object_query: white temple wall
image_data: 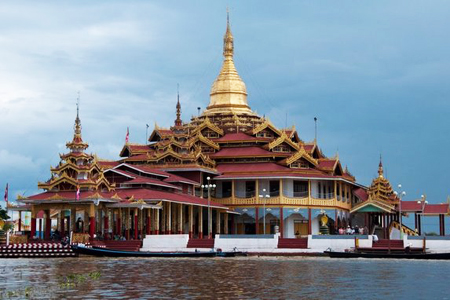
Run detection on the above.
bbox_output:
[282,179,293,197]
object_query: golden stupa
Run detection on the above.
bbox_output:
[204,13,255,116]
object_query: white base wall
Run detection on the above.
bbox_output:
[141,234,189,252]
[308,235,373,252]
[215,234,280,252]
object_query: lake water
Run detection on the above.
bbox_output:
[1,256,449,299]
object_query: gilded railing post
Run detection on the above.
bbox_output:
[232,179,235,205]
[308,180,311,206]
[279,178,283,197]
[255,179,259,205]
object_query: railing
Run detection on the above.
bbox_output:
[212,195,351,209]
[312,193,335,200]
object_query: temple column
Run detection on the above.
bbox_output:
[279,178,283,197]
[440,215,445,236]
[104,209,109,240]
[18,211,22,232]
[216,210,221,235]
[89,204,96,239]
[167,202,172,234]
[231,214,235,234]
[418,214,422,235]
[224,213,229,234]
[39,219,43,239]
[308,180,311,205]
[161,202,166,234]
[70,208,76,234]
[44,209,51,240]
[280,206,284,238]
[126,208,130,240]
[134,208,138,240]
[414,213,418,231]
[308,208,312,235]
[178,204,183,234]
[60,211,65,236]
[146,208,151,235]
[189,205,193,238]
[198,207,203,239]
[155,209,160,235]
[232,180,235,203]
[117,208,122,237]
[30,206,37,238]
[255,207,259,234]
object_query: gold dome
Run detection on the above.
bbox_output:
[204,14,255,116]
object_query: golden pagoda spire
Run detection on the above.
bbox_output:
[175,84,182,127]
[204,10,254,116]
[378,155,384,178]
[66,98,88,152]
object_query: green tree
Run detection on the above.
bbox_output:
[0,207,10,221]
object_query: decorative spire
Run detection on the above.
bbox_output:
[175,84,182,127]
[66,94,88,152]
[378,155,384,178]
[205,10,254,116]
[223,8,234,58]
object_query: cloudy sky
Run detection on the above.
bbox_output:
[1,1,450,229]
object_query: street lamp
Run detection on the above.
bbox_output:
[201,176,216,239]
[393,184,406,239]
[417,194,428,235]
[259,188,270,234]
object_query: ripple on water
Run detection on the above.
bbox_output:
[1,257,450,299]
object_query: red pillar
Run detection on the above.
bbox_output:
[104,214,109,240]
[418,215,422,235]
[255,207,259,234]
[18,212,22,231]
[44,211,51,240]
[146,211,151,235]
[31,217,36,238]
[308,208,312,235]
[280,207,284,238]
[60,213,65,237]
[134,210,138,240]
[334,210,338,231]
[39,219,43,239]
[230,215,235,234]
[89,217,95,239]
[117,217,121,237]
[414,213,418,231]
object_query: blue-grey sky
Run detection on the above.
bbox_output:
[1,1,450,229]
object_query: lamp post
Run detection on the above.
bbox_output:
[394,184,406,239]
[201,177,216,239]
[417,194,428,235]
[259,188,270,235]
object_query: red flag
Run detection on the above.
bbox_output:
[4,183,8,204]
[76,185,80,201]
[125,127,129,144]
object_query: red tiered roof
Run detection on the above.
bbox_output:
[423,203,449,215]
[217,162,288,173]
[210,147,288,158]
[213,132,270,142]
[400,201,423,212]
[354,188,368,202]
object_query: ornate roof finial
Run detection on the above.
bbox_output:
[66,92,88,152]
[175,83,182,127]
[378,155,384,178]
[224,8,233,58]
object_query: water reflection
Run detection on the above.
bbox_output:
[0,257,449,299]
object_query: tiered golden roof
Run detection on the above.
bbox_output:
[367,161,397,203]
[38,110,114,192]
